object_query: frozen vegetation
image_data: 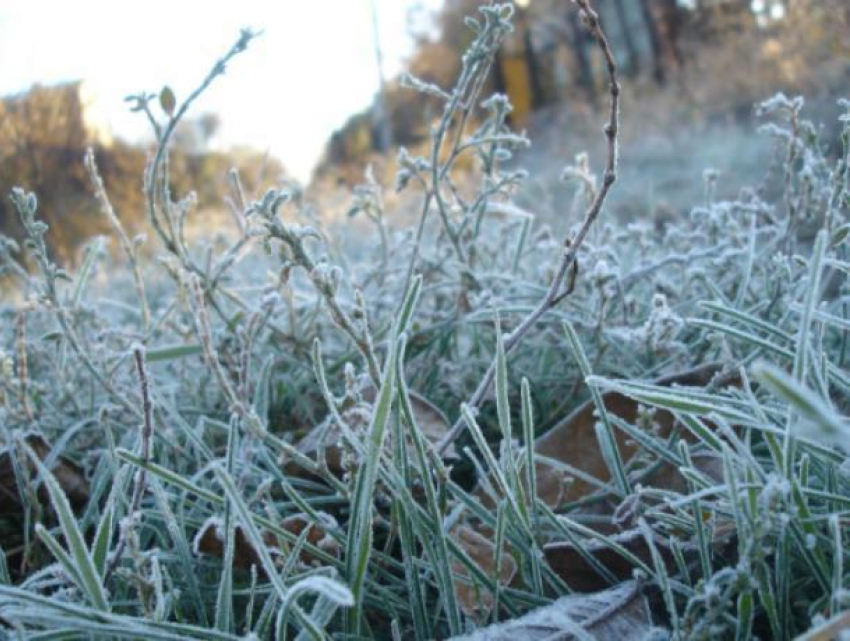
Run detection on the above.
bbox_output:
[0,2,848,639]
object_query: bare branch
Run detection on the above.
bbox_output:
[437,0,621,455]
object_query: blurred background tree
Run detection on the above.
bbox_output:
[2,0,848,259]
[316,0,848,181]
[0,83,284,263]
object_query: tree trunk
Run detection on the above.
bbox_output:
[638,0,666,84]
[658,0,685,69]
[612,0,641,77]
[523,27,545,109]
[567,6,597,104]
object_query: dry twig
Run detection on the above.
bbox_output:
[438,0,620,454]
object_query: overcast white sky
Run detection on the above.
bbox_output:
[0,0,443,182]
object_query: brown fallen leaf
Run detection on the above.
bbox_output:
[449,580,655,641]
[474,363,731,514]
[543,517,737,593]
[194,519,272,571]
[194,512,340,572]
[451,524,518,621]
[637,450,724,498]
[532,363,730,510]
[279,513,342,562]
[543,526,674,593]
[289,385,455,478]
[469,363,738,591]
[0,433,89,514]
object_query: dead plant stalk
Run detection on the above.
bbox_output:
[438,0,620,455]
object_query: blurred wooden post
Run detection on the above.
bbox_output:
[519,9,545,110]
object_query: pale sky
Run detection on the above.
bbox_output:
[0,0,443,182]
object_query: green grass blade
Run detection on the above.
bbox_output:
[564,322,630,495]
[23,441,109,611]
[91,504,113,578]
[145,344,204,362]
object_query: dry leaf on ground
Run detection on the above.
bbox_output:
[472,363,737,591]
[289,385,455,477]
[194,512,340,571]
[451,524,518,620]
[449,580,657,641]
[0,433,89,513]
[543,526,674,593]
[532,363,728,510]
[543,507,737,592]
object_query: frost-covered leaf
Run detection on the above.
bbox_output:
[23,441,107,611]
[450,581,656,641]
[753,361,850,449]
[159,86,176,117]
